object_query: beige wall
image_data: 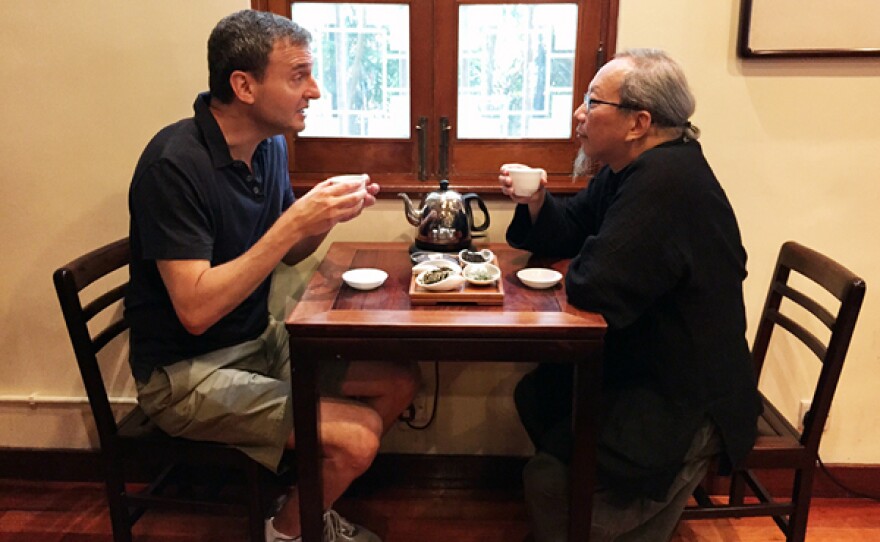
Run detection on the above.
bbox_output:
[1,1,878,463]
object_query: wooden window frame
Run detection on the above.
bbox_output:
[253,0,618,197]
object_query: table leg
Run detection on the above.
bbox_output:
[290,344,324,542]
[569,348,603,541]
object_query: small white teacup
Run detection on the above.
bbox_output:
[327,173,368,192]
[507,165,545,197]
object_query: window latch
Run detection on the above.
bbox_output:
[416,116,428,181]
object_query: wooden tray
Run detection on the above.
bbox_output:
[409,269,504,305]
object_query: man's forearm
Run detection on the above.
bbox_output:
[159,212,310,335]
[282,232,326,266]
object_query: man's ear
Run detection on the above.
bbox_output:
[229,70,256,105]
[625,110,653,142]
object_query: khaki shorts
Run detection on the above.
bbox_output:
[136,317,349,472]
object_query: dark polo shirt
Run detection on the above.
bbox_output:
[125,92,294,383]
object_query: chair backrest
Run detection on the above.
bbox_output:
[53,238,131,450]
[751,241,866,453]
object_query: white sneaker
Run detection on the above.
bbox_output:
[265,517,299,542]
[323,509,382,542]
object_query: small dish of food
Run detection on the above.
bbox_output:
[342,268,388,291]
[462,263,501,286]
[415,267,465,291]
[410,251,460,265]
[516,268,563,289]
[458,248,494,265]
[412,259,462,276]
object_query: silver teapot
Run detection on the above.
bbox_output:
[399,180,490,252]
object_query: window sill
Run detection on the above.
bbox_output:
[291,175,588,199]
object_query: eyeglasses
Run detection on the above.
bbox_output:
[583,93,639,112]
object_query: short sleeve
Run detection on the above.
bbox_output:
[130,159,214,261]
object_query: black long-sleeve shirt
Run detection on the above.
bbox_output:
[508,138,761,499]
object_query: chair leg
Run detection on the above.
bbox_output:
[729,471,746,506]
[104,461,133,542]
[692,483,714,508]
[786,466,815,542]
[246,462,267,542]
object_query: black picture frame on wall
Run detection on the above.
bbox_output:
[738,0,880,59]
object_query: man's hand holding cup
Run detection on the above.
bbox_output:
[499,164,547,203]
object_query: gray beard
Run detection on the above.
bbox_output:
[573,147,592,177]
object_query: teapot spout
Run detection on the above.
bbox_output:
[398,192,422,227]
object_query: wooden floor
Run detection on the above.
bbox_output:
[1,480,879,541]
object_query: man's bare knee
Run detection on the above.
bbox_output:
[321,401,381,456]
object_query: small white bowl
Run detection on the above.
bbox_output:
[415,268,465,291]
[412,260,462,276]
[516,268,563,289]
[342,268,388,291]
[462,263,501,286]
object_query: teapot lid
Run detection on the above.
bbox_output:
[423,179,461,206]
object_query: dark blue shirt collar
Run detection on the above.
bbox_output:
[193,92,272,171]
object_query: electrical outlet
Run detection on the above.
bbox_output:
[410,389,431,425]
[398,389,431,428]
[797,399,831,432]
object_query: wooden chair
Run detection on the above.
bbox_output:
[680,241,866,541]
[53,237,292,542]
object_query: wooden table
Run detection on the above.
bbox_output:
[286,242,607,541]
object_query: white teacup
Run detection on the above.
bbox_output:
[327,173,368,192]
[507,166,544,197]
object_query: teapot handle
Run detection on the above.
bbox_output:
[462,193,490,234]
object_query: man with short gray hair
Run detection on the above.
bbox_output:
[498,49,761,541]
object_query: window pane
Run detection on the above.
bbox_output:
[291,3,410,138]
[457,4,577,139]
